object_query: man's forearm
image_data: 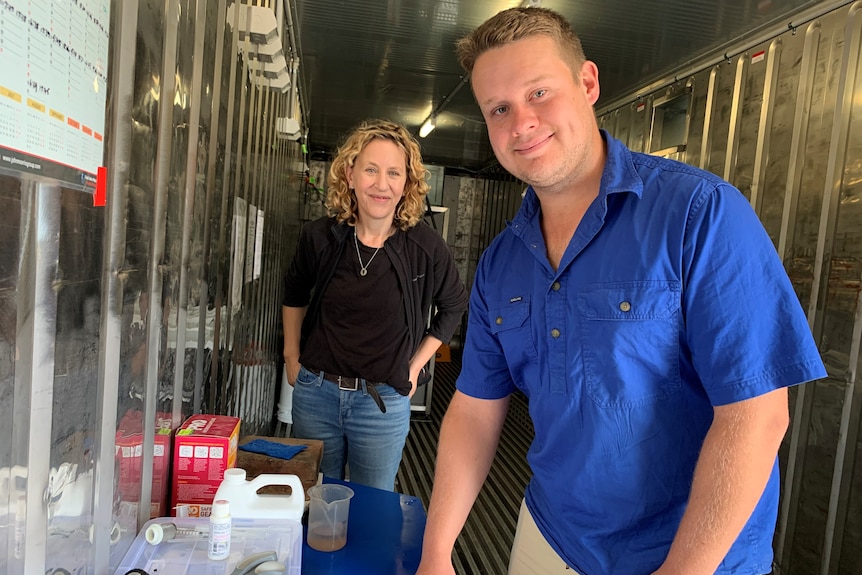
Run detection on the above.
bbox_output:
[421,392,510,560]
[656,388,789,575]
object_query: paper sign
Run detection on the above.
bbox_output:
[0,0,111,190]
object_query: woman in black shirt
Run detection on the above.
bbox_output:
[282,119,468,490]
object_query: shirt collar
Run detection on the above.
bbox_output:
[600,129,643,200]
[509,130,643,236]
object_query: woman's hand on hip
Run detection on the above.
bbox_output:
[408,364,421,399]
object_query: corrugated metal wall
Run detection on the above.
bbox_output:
[4,0,860,573]
[0,1,304,573]
[598,3,862,574]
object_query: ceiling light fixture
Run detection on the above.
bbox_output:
[415,73,471,140]
[419,116,436,138]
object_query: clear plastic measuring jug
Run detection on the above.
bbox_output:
[306,484,354,552]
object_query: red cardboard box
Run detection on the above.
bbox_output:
[171,414,241,517]
[115,410,173,519]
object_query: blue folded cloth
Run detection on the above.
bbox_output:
[239,439,307,461]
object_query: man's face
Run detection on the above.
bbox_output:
[471,35,601,194]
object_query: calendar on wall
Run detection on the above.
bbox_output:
[0,0,110,190]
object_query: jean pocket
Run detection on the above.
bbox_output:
[295,365,323,387]
[578,281,681,408]
[373,383,402,399]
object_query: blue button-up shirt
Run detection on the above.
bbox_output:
[457,131,825,575]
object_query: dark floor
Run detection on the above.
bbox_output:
[396,355,534,575]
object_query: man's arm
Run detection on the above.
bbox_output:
[654,387,790,575]
[417,391,511,575]
[282,305,306,386]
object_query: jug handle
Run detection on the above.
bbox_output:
[248,474,304,500]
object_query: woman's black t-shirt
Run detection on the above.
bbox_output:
[300,235,412,394]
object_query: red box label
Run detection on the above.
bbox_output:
[171,414,240,517]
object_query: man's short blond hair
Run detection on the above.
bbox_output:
[455,7,586,77]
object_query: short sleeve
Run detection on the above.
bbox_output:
[682,184,825,405]
[456,251,518,400]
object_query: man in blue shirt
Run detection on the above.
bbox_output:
[417,7,825,575]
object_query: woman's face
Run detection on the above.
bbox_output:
[346,138,407,225]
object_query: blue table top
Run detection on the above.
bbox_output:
[301,478,426,575]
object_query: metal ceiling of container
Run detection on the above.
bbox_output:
[292,0,824,171]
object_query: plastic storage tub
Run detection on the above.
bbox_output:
[113,516,301,575]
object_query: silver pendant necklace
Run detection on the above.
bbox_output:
[354,229,381,277]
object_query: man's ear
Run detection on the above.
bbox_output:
[579,60,601,106]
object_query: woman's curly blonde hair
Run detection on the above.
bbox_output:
[325,119,429,230]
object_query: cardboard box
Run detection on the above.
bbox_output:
[435,343,451,362]
[115,410,173,518]
[171,414,241,517]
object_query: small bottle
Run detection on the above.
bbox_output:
[208,499,231,560]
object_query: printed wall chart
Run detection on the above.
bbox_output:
[0,0,110,190]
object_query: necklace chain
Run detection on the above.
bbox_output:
[354,229,381,277]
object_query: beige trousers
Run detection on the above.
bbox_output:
[508,499,580,575]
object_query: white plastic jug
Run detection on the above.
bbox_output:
[213,468,305,521]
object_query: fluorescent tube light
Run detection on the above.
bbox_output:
[419,117,436,138]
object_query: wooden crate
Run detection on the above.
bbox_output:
[236,436,323,501]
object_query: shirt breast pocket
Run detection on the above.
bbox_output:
[578,281,681,408]
[489,296,538,373]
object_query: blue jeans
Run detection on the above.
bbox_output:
[292,366,411,491]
